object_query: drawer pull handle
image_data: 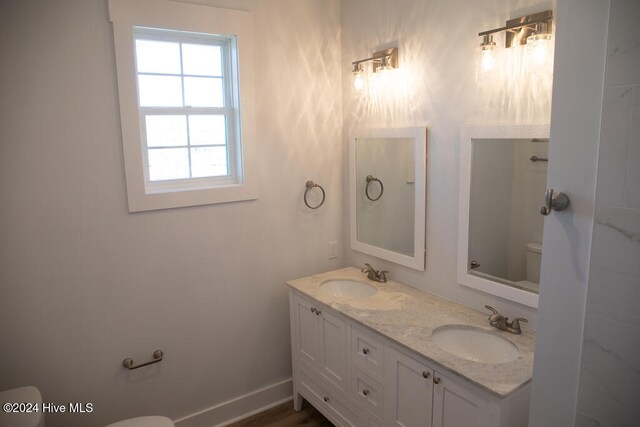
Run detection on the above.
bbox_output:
[362,389,370,396]
[323,396,330,402]
[422,371,430,379]
[362,348,370,355]
[433,377,441,384]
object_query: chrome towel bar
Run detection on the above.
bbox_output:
[529,156,548,162]
[123,350,163,370]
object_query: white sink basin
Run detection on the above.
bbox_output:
[319,279,377,299]
[431,325,520,364]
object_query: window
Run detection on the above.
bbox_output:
[109,0,257,212]
[135,28,239,189]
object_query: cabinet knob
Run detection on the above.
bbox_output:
[362,348,370,355]
[433,377,441,384]
[323,396,329,402]
[311,307,317,314]
[422,371,430,379]
[316,309,321,315]
[362,389,370,396]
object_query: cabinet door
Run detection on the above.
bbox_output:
[432,371,490,427]
[319,307,348,391]
[293,295,321,368]
[385,346,434,427]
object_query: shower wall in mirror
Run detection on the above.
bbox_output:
[470,138,547,290]
[458,125,550,308]
[350,127,426,270]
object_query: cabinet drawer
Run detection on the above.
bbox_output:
[351,323,384,377]
[350,364,384,417]
[299,362,360,427]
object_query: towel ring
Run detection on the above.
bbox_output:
[365,175,384,201]
[304,181,325,209]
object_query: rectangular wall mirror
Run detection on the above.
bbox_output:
[458,124,550,308]
[350,127,426,270]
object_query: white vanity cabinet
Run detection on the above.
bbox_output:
[289,290,530,427]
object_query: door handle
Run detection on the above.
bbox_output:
[540,189,570,216]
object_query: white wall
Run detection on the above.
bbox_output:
[575,0,640,425]
[0,1,343,426]
[341,0,554,329]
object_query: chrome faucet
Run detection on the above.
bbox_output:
[484,305,527,334]
[361,263,388,283]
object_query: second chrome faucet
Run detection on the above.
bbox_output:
[484,305,527,334]
[361,263,388,283]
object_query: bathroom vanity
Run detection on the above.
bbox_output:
[287,268,534,427]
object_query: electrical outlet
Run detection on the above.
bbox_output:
[328,241,339,259]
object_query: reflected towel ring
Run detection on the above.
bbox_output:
[304,181,325,209]
[365,175,384,201]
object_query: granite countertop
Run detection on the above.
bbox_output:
[286,267,535,398]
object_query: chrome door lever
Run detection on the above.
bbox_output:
[540,189,570,216]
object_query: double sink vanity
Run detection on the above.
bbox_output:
[287,267,535,427]
[286,124,547,426]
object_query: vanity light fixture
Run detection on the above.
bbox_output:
[477,10,553,80]
[352,47,399,91]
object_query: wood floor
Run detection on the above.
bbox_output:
[227,400,333,427]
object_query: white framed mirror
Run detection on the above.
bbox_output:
[350,127,427,270]
[458,124,550,308]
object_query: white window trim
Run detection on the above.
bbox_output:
[109,0,257,212]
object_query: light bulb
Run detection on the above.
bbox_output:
[480,49,495,72]
[373,53,394,90]
[353,70,364,91]
[527,34,552,66]
[352,63,364,91]
[476,34,496,83]
[526,23,553,76]
[373,64,393,90]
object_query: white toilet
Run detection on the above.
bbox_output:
[516,242,543,292]
[105,416,174,427]
[0,386,174,427]
[0,386,44,427]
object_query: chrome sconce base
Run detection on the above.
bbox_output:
[479,10,553,48]
[352,47,399,71]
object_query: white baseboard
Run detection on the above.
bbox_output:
[174,378,293,427]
